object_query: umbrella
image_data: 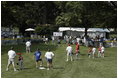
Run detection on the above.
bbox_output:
[25,28,35,38]
[25,28,35,31]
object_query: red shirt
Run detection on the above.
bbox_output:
[98,47,101,51]
[76,44,79,50]
[18,56,23,61]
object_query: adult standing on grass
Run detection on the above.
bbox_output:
[34,48,43,68]
[26,40,31,53]
[6,47,17,71]
[66,44,73,61]
[45,49,54,70]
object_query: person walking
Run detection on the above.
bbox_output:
[45,49,54,70]
[6,47,17,71]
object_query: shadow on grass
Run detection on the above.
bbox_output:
[80,53,86,56]
[39,66,64,70]
[16,68,32,71]
[53,67,64,70]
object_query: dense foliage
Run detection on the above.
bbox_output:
[1,1,117,36]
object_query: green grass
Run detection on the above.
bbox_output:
[1,43,117,78]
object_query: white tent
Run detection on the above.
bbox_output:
[58,27,110,38]
[25,28,35,31]
[59,27,110,32]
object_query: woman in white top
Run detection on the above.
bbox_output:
[45,49,54,70]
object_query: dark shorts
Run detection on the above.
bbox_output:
[36,59,42,62]
[47,59,52,63]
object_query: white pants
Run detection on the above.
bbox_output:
[6,58,16,71]
[8,58,15,65]
[66,52,73,61]
[26,46,30,52]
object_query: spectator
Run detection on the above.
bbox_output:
[51,36,55,44]
[26,40,31,53]
[45,37,48,44]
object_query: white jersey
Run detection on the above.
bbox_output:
[45,52,54,59]
[92,48,96,53]
[66,46,72,54]
[101,46,105,52]
[26,41,31,47]
[8,50,16,59]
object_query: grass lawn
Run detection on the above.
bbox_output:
[1,43,117,78]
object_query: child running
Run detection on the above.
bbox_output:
[45,49,54,70]
[34,48,43,69]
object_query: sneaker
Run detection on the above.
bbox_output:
[14,69,17,71]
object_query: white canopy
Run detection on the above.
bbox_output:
[59,27,110,32]
[25,28,35,31]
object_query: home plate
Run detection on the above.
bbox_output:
[39,67,46,70]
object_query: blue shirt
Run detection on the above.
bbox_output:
[34,51,41,60]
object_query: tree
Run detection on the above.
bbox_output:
[55,1,117,36]
[1,1,117,37]
[1,1,60,36]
